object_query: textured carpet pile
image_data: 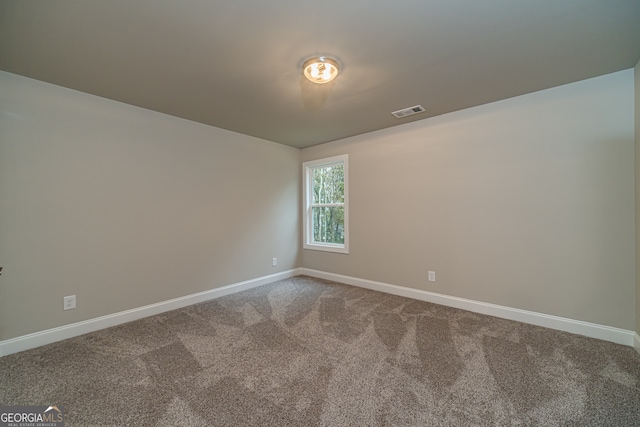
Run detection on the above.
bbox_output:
[1,275,640,426]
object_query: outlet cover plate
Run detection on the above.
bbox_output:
[64,295,76,310]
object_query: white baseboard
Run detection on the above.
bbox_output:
[3,267,635,357]
[300,268,637,348]
[0,268,301,357]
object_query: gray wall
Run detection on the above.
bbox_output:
[636,59,640,336]
[302,70,636,330]
[0,71,301,341]
[1,67,636,343]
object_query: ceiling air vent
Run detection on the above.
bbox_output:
[391,105,425,119]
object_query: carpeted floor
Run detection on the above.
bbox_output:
[1,275,639,426]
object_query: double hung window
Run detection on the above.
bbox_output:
[303,155,349,253]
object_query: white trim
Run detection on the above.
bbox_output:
[299,268,636,347]
[302,154,349,254]
[3,267,635,357]
[0,269,302,357]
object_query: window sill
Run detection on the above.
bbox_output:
[303,243,349,254]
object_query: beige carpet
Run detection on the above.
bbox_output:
[1,275,639,426]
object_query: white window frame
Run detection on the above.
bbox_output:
[303,154,349,254]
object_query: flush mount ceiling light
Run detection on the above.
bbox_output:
[302,56,339,84]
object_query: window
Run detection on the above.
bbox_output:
[303,155,349,253]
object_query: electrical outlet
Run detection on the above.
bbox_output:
[428,271,436,282]
[63,295,76,310]
[272,257,278,267]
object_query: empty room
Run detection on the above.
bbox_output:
[1,1,640,425]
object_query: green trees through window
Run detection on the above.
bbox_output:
[312,163,344,244]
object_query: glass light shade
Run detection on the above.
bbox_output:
[302,57,339,84]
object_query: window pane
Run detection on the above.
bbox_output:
[312,164,344,204]
[312,206,344,244]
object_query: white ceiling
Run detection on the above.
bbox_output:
[1,0,639,148]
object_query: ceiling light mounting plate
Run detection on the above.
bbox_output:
[302,56,340,84]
